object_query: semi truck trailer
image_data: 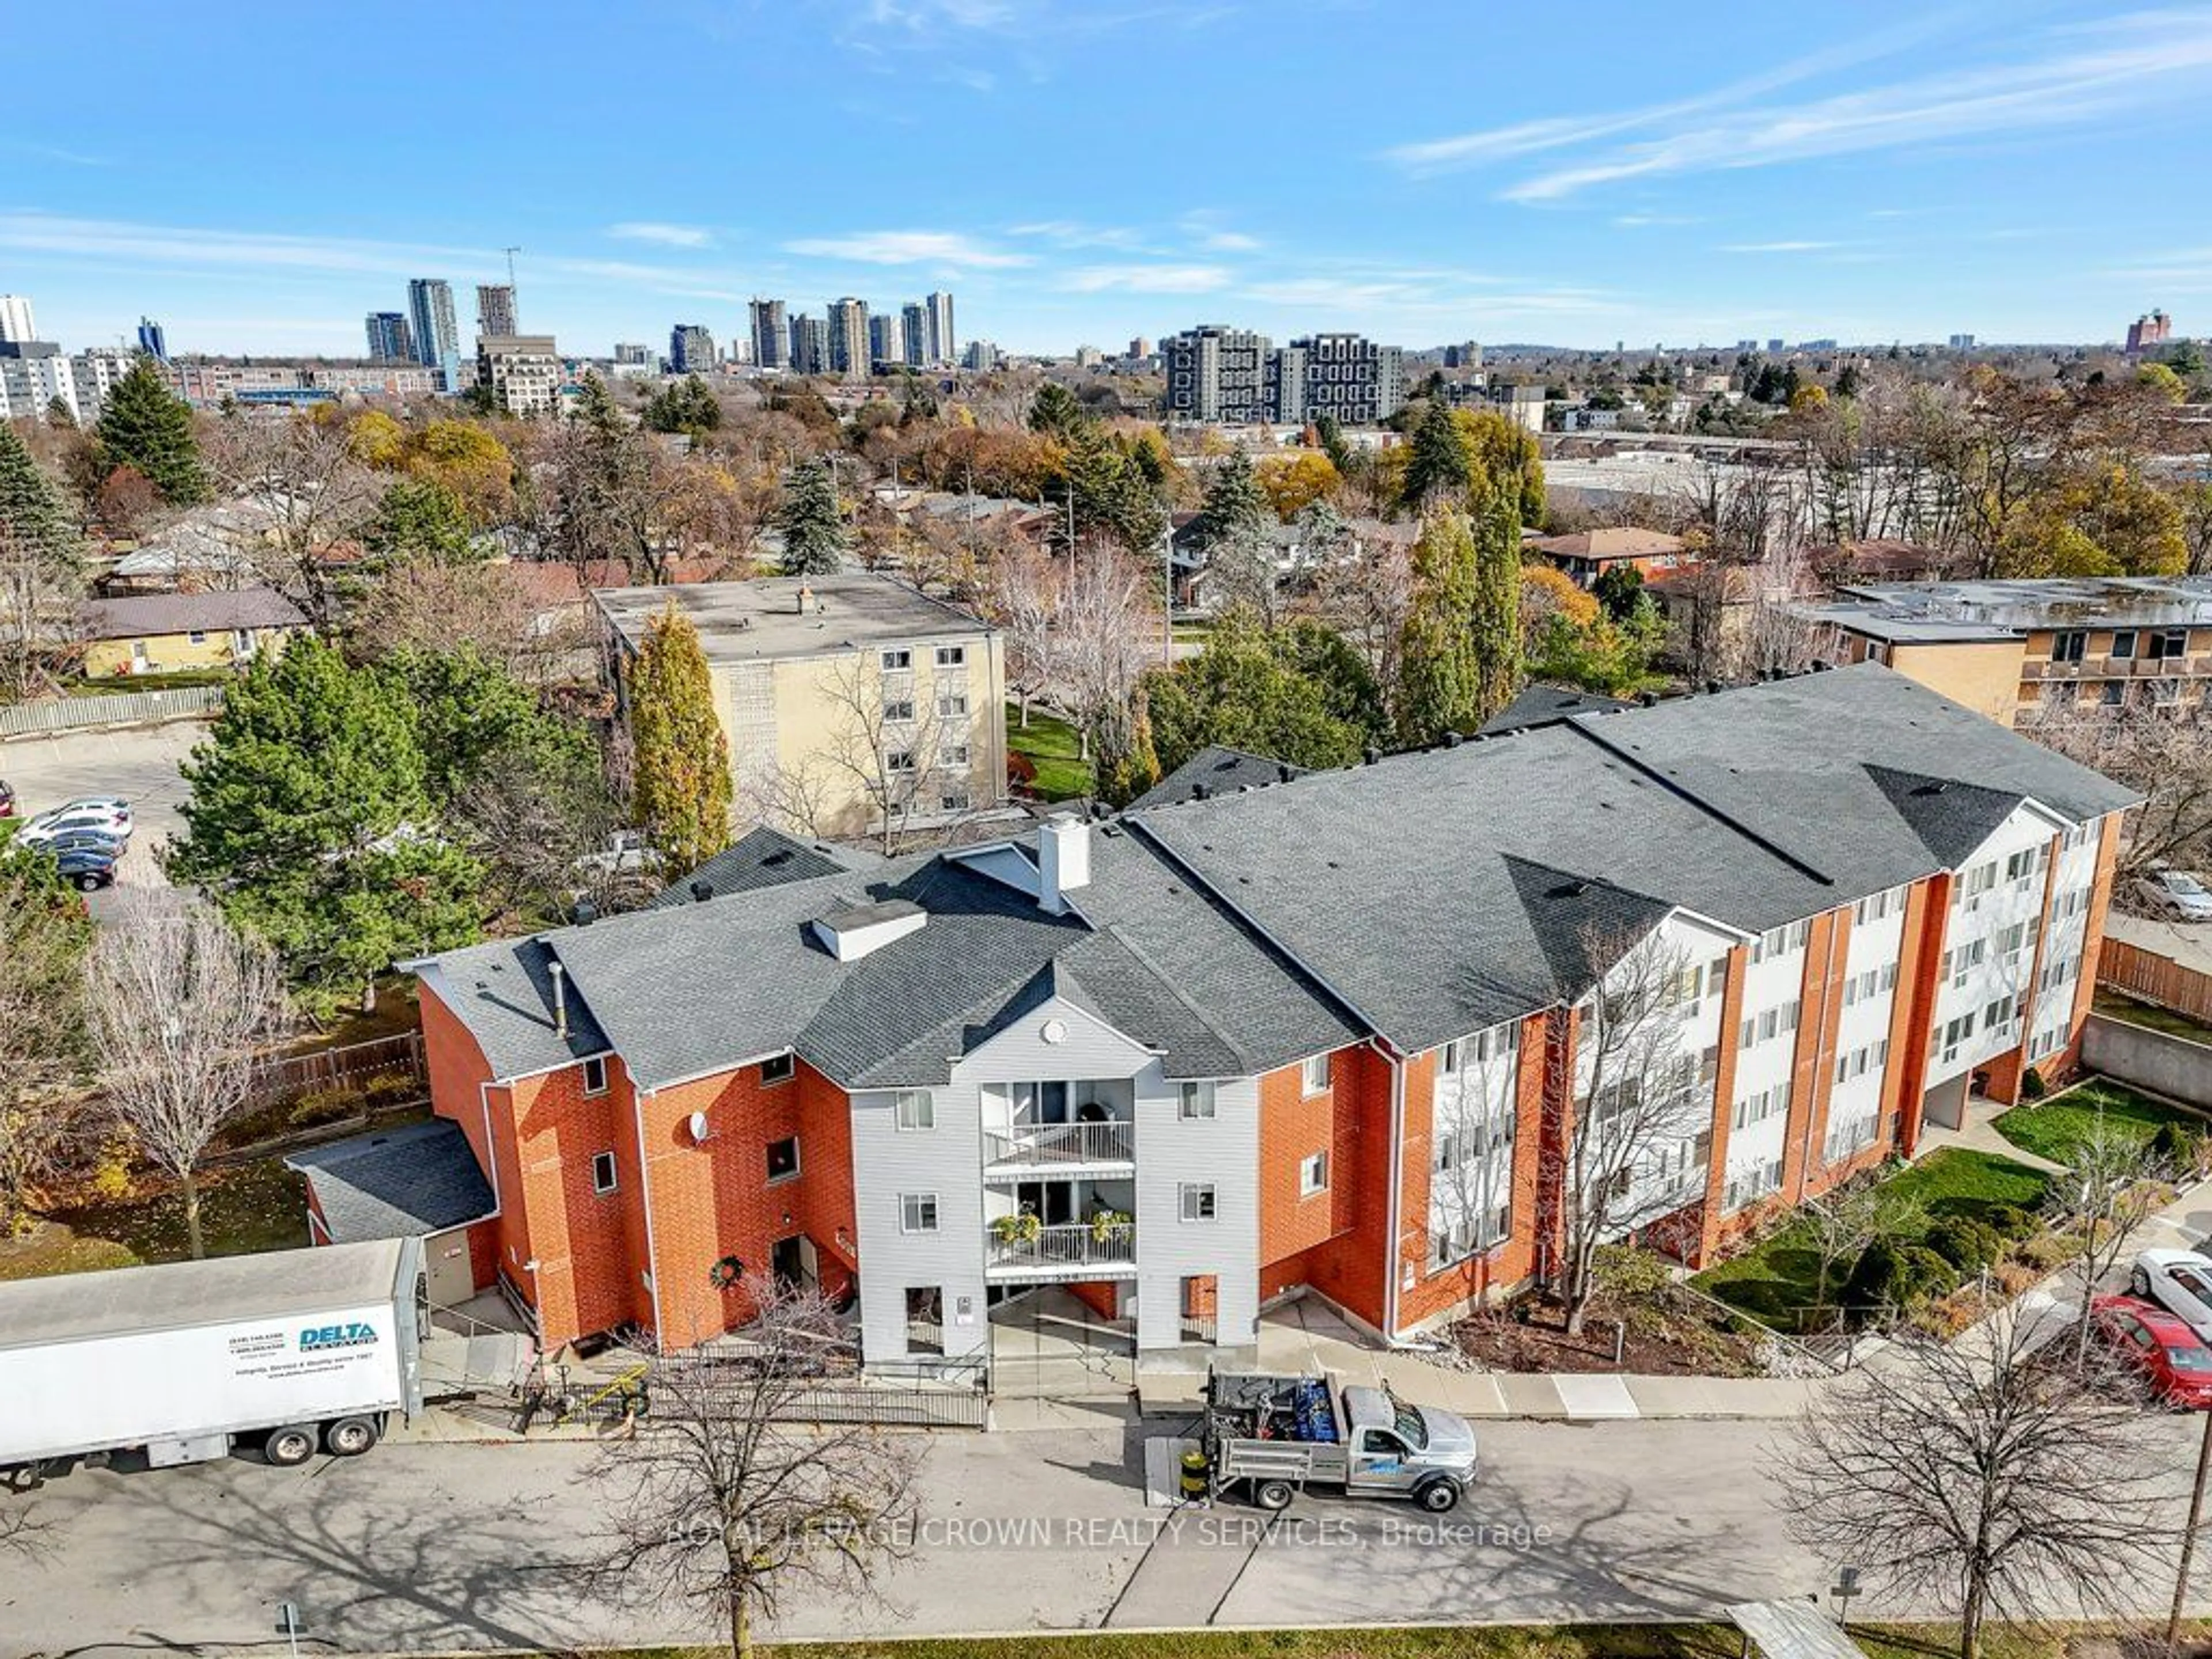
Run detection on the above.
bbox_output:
[0,1237,427,1474]
[1201,1369,1479,1512]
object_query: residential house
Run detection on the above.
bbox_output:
[1526,527,1696,590]
[76,588,309,679]
[342,665,2128,1366]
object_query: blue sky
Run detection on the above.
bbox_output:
[3,1,2207,358]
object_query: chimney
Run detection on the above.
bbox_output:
[796,582,813,615]
[690,880,713,903]
[570,898,598,927]
[1038,815,1092,916]
[548,960,569,1040]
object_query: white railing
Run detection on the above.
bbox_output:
[982,1120,1134,1169]
[984,1221,1135,1274]
[0,684,224,740]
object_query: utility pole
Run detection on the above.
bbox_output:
[2169,1407,2212,1649]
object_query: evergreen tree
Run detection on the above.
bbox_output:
[94,355,209,505]
[1028,381,1094,447]
[170,637,482,1012]
[1143,612,1374,774]
[1470,483,1524,724]
[1393,507,1483,744]
[1399,401,1473,510]
[1590,562,1645,623]
[43,396,76,430]
[1192,450,1270,550]
[775,456,847,575]
[628,603,733,876]
[644,374,723,437]
[365,478,477,567]
[0,420,82,569]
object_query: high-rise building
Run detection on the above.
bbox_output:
[1163,325,1271,423]
[476,283,518,338]
[136,317,170,362]
[476,334,562,417]
[669,324,716,374]
[900,302,929,368]
[1128,336,1153,362]
[926,291,955,365]
[364,312,414,361]
[868,312,904,369]
[0,295,35,344]
[1444,340,1483,370]
[407,279,462,391]
[748,298,788,370]
[961,339,999,373]
[789,315,829,376]
[827,297,869,377]
[1291,332,1406,425]
[1264,342,1305,422]
[613,342,653,366]
[1948,334,1977,351]
[2126,310,2172,357]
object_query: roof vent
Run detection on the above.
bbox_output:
[810,899,928,962]
[570,898,598,926]
[1362,744,1381,766]
[1442,732,1463,748]
[1191,782,1209,801]
[1638,691,1658,707]
[1038,815,1092,915]
[1705,679,1724,695]
[1812,658,1832,672]
[1278,762,1296,781]
[690,880,713,903]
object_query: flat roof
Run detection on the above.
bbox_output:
[1798,601,2020,646]
[0,1238,408,1349]
[593,574,993,664]
[1839,576,2212,632]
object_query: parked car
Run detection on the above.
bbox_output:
[32,828,128,861]
[2090,1294,2212,1407]
[18,815,131,853]
[2135,868,2212,923]
[0,778,14,818]
[52,845,118,892]
[27,797,132,836]
[2131,1249,2212,1342]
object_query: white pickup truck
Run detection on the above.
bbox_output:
[1201,1369,1479,1513]
[0,1238,426,1475]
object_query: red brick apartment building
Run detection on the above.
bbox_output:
[289,665,2132,1370]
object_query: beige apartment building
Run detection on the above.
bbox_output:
[1802,576,2212,727]
[594,574,1007,841]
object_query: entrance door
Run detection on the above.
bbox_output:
[424,1230,474,1307]
[770,1236,808,1289]
[1015,1180,1074,1225]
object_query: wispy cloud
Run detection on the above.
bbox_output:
[1008,219,1156,251]
[1179,210,1261,252]
[1718,240,1853,254]
[608,221,715,249]
[2,139,108,168]
[1058,263,1232,294]
[1613,213,1702,228]
[1386,9,2212,202]
[781,229,1032,267]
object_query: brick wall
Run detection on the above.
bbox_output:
[1695,944,1752,1261]
[1256,1044,1389,1330]
[1783,908,1851,1206]
[421,987,532,1305]
[1892,873,1952,1154]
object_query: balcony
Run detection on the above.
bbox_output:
[981,1120,1134,1176]
[984,1220,1137,1280]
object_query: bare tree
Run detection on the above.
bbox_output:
[2030,698,2212,883]
[1054,544,1156,767]
[1427,1024,1521,1291]
[0,522,82,704]
[2051,1114,2172,1369]
[1799,1177,1914,1325]
[204,411,380,625]
[589,1278,921,1659]
[84,893,289,1259]
[1728,536,1844,680]
[1779,1305,2175,1659]
[347,560,585,688]
[984,541,1061,729]
[1549,926,1709,1334]
[1309,520,1414,701]
[815,656,959,855]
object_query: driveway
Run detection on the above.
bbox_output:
[0,719,208,907]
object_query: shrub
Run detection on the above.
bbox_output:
[1592,1242,1675,1302]
[2017,1228,2086,1272]
[1981,1202,2039,1242]
[362,1070,422,1104]
[288,1087,363,1130]
[1843,1238,1954,1321]
[2019,1067,2048,1101]
[2153,1120,2206,1175]
[88,1135,135,1202]
[1007,751,1038,787]
[1926,1217,2004,1272]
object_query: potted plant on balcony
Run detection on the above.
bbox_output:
[1089,1207,1132,1245]
[990,1207,1041,1246]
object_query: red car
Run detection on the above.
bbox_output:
[2091,1293,2212,1408]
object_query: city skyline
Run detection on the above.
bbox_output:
[2,3,2209,358]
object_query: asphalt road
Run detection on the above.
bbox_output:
[7,1411,2203,1658]
[0,719,205,909]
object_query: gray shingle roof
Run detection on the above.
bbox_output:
[77,587,309,641]
[1128,746,1309,812]
[418,934,611,1079]
[1479,685,1633,736]
[648,826,876,909]
[285,1119,495,1243]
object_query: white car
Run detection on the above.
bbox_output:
[20,810,131,849]
[2131,1249,2212,1342]
[2136,869,2212,923]
[25,799,132,840]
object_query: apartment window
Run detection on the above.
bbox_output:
[899,1192,938,1233]
[1179,1081,1217,1120]
[937,691,969,718]
[941,743,971,767]
[2051,630,2086,664]
[1440,1039,1463,1075]
[1299,1150,1330,1196]
[894,1089,934,1130]
[934,645,966,668]
[1301,1054,1332,1094]
[2101,680,2128,707]
[1665,963,1705,1008]
[760,1053,796,1085]
[2110,630,2139,661]
[188,630,207,646]
[882,697,915,723]
[582,1055,609,1096]
[1180,1183,1218,1222]
[590,1151,619,1195]
[887,750,916,773]
[1738,1015,1758,1051]
[2151,627,2190,661]
[940,790,972,813]
[766,1137,801,1183]
[881,648,912,672]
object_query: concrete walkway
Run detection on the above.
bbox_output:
[1915,1103,2070,1174]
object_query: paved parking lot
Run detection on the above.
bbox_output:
[0,718,209,902]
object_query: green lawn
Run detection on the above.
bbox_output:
[0,1157,309,1283]
[1694,1148,2052,1332]
[2094,988,2212,1045]
[1993,1077,2205,1165]
[1008,703,1093,801]
[68,667,236,693]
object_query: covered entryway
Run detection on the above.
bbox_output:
[1922,1071,1970,1132]
[988,1285,1135,1399]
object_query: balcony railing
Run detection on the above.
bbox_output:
[984,1220,1136,1275]
[981,1120,1134,1170]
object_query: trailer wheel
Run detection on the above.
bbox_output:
[1252,1478,1296,1512]
[1415,1477,1461,1513]
[263,1426,317,1467]
[323,1416,378,1457]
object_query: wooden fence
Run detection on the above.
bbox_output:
[258,1030,427,1103]
[2100,937,2212,1027]
[0,684,224,740]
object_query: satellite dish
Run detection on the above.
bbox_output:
[688,1110,711,1143]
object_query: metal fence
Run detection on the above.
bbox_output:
[0,684,224,740]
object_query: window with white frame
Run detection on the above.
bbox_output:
[882,696,915,722]
[886,749,915,773]
[940,790,972,813]
[881,647,912,672]
[1179,1183,1217,1221]
[934,644,965,667]
[1724,1157,1784,1213]
[1301,1053,1331,1094]
[582,1055,609,1096]
[894,1089,934,1130]
[940,742,970,767]
[1299,1150,1330,1195]
[1179,1081,1217,1120]
[937,691,969,718]
[591,1150,619,1194]
[760,1053,796,1085]
[900,1192,938,1233]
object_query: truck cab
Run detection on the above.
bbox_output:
[1338,1384,1479,1501]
